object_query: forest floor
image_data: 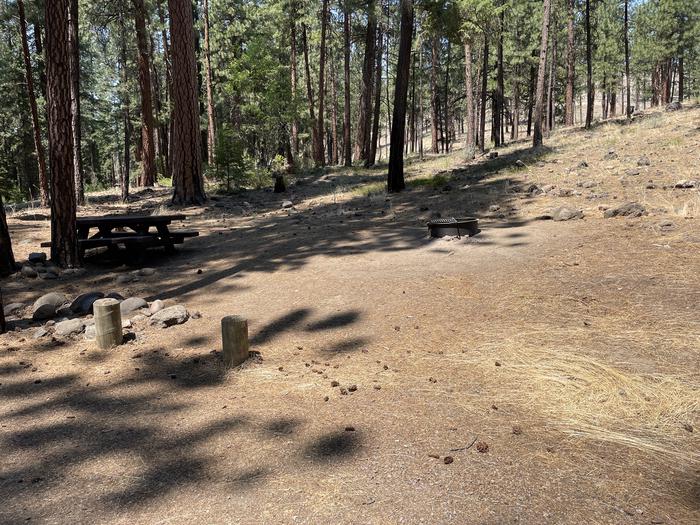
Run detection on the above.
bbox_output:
[1,106,699,524]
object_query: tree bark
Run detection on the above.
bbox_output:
[678,54,683,102]
[546,34,557,132]
[18,0,49,207]
[0,287,6,334]
[168,0,205,205]
[430,37,440,154]
[330,44,340,165]
[463,39,475,159]
[533,0,551,147]
[0,195,15,277]
[343,2,352,166]
[369,28,383,166]
[68,0,84,205]
[290,1,299,159]
[479,34,488,151]
[565,0,575,126]
[387,0,413,193]
[133,0,157,187]
[302,23,317,161]
[585,0,593,129]
[444,40,451,153]
[46,0,79,267]
[314,0,329,167]
[494,10,504,147]
[355,0,377,164]
[120,23,131,203]
[203,0,216,167]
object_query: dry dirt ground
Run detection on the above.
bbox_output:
[1,107,699,524]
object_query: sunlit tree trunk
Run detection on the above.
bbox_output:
[479,34,488,151]
[203,0,216,167]
[533,0,551,147]
[430,37,439,154]
[68,0,84,205]
[302,23,317,162]
[355,0,377,164]
[369,28,383,166]
[565,0,575,126]
[343,1,352,166]
[585,0,593,129]
[290,0,299,159]
[314,0,329,167]
[133,0,157,186]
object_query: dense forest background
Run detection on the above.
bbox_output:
[0,0,698,204]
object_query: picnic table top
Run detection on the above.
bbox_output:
[76,214,187,227]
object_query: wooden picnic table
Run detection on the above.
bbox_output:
[42,213,198,258]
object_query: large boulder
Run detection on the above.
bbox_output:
[149,305,189,328]
[70,292,105,315]
[120,297,148,315]
[32,293,68,320]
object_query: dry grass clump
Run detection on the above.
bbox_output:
[459,343,699,467]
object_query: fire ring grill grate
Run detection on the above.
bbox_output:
[427,217,480,238]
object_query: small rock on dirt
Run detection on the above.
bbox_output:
[120,297,148,315]
[514,160,526,168]
[32,293,68,320]
[674,180,697,188]
[604,202,646,218]
[149,305,189,328]
[149,300,165,314]
[552,207,583,221]
[138,268,156,276]
[577,160,589,169]
[665,101,682,111]
[3,303,24,316]
[476,441,489,453]
[33,327,49,339]
[282,200,294,209]
[54,318,86,337]
[28,253,47,264]
[443,456,454,464]
[84,325,96,341]
[603,150,618,160]
[637,156,651,166]
[21,265,38,278]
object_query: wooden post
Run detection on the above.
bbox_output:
[222,315,249,368]
[93,298,123,349]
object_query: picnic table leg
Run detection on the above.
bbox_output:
[156,224,176,254]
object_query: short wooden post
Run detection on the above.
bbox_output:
[222,315,249,367]
[93,298,123,349]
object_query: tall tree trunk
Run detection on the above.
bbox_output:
[120,23,131,203]
[418,38,424,160]
[0,195,15,277]
[157,0,172,178]
[533,0,552,147]
[546,34,557,132]
[585,0,593,129]
[302,23,317,161]
[494,10,504,147]
[290,1,299,159]
[203,0,216,166]
[512,72,520,140]
[430,37,439,154]
[410,51,416,153]
[479,34,488,151]
[369,28,383,166]
[444,40,451,153]
[314,0,329,167]
[677,55,684,102]
[46,0,79,267]
[343,2,352,166]
[168,0,205,205]
[17,0,49,207]
[34,23,47,98]
[464,39,475,159]
[387,0,413,193]
[133,0,157,187]
[68,0,84,205]
[565,0,575,126]
[355,0,377,164]
[330,45,340,165]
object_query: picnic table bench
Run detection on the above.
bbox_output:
[41,214,198,258]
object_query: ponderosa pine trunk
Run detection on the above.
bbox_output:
[17,0,49,207]
[565,0,575,126]
[120,23,131,203]
[355,0,377,164]
[0,195,15,277]
[157,0,172,178]
[624,0,630,117]
[203,0,216,167]
[463,39,475,159]
[68,0,84,205]
[314,0,329,167]
[369,28,383,166]
[330,45,340,165]
[533,0,552,147]
[290,1,299,158]
[479,34,488,152]
[133,0,157,187]
[585,0,593,129]
[430,37,439,154]
[168,0,205,205]
[302,23,317,162]
[444,40,451,153]
[46,0,79,267]
[387,0,413,193]
[494,10,504,147]
[343,2,352,166]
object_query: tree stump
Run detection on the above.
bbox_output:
[93,298,123,349]
[222,315,249,368]
[273,173,286,193]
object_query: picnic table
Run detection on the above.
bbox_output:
[41,214,198,258]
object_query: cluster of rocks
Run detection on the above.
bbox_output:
[4,290,195,342]
[17,253,84,280]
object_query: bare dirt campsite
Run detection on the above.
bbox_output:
[1,107,699,524]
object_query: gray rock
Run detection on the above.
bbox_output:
[54,318,86,337]
[577,160,589,169]
[580,180,597,188]
[56,306,72,318]
[33,327,49,339]
[21,265,38,278]
[105,292,125,301]
[552,207,584,221]
[149,299,165,314]
[665,101,682,112]
[122,319,132,329]
[28,252,47,264]
[515,160,526,168]
[3,303,24,317]
[149,305,189,328]
[674,180,697,189]
[84,325,96,341]
[637,156,651,166]
[116,274,136,284]
[40,270,59,280]
[604,202,646,218]
[138,268,156,276]
[32,293,68,320]
[282,200,294,209]
[624,168,641,176]
[604,150,618,160]
[488,205,501,212]
[131,314,147,324]
[70,292,105,315]
[120,297,148,315]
